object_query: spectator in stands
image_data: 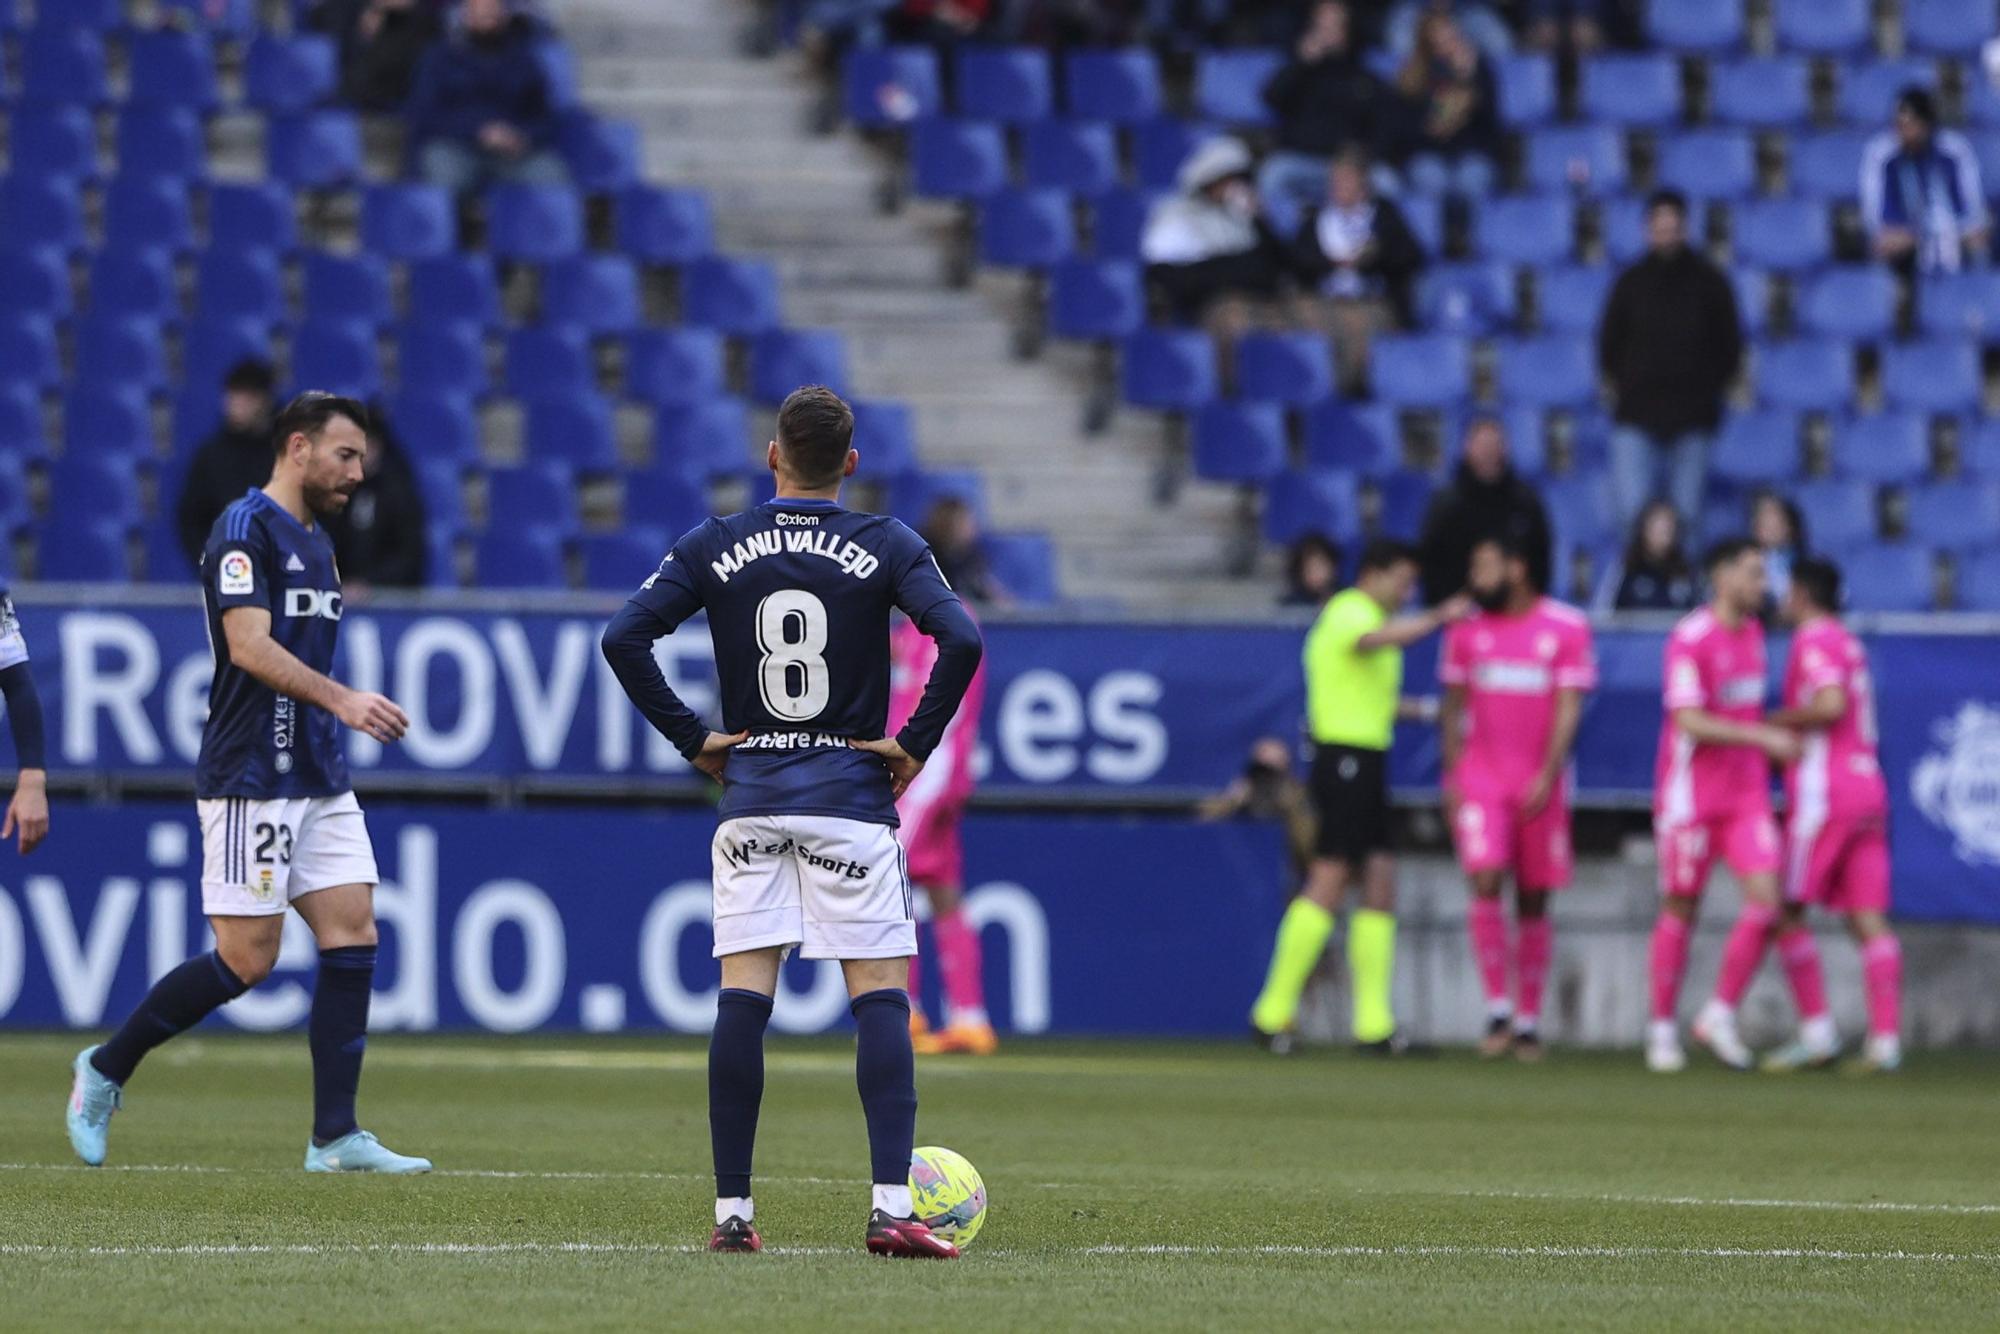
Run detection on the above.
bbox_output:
[1862,87,1990,279]
[1386,7,1500,200]
[1141,138,1291,330]
[1750,490,1807,614]
[1610,499,1697,612]
[1597,188,1742,534]
[922,497,1003,604]
[406,0,568,197]
[1416,414,1552,605]
[1257,2,1388,226]
[324,415,428,591]
[1522,0,1606,54]
[885,0,994,46]
[1293,151,1423,388]
[310,0,446,112]
[1281,533,1343,607]
[174,360,278,571]
[1385,0,1512,64]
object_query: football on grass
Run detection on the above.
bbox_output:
[910,1146,987,1248]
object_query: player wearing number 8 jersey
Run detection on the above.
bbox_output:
[602,385,983,1258]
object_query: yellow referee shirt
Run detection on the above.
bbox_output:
[1304,588,1400,751]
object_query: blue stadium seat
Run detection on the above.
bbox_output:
[414,458,470,533]
[1495,335,1595,408]
[616,186,714,265]
[397,323,489,399]
[623,468,709,539]
[1837,58,1937,126]
[1192,401,1286,483]
[1794,479,1879,545]
[625,328,726,406]
[849,399,920,476]
[541,255,642,335]
[1905,0,1993,54]
[1645,0,1744,51]
[0,448,30,522]
[291,320,383,398]
[266,111,363,189]
[1399,195,1445,258]
[749,328,851,403]
[127,29,219,112]
[1541,471,1617,548]
[911,119,1008,200]
[1578,53,1682,128]
[19,29,109,107]
[1735,269,1772,336]
[1842,543,1934,611]
[1065,50,1162,124]
[1524,125,1627,193]
[12,106,97,181]
[1773,0,1871,53]
[487,185,585,261]
[209,183,298,253]
[37,0,121,27]
[50,453,142,525]
[383,391,481,463]
[1048,258,1143,340]
[1536,265,1612,335]
[505,325,594,398]
[981,532,1059,604]
[1756,340,1854,409]
[1657,130,1757,200]
[1709,58,1812,127]
[1194,50,1283,126]
[182,318,271,401]
[1798,267,1899,340]
[1304,401,1396,473]
[476,526,569,588]
[1376,469,1438,539]
[979,188,1077,268]
[1417,262,1515,335]
[105,176,195,254]
[1371,335,1470,406]
[63,384,153,453]
[843,46,941,128]
[1960,549,2000,611]
[361,185,456,261]
[954,47,1053,123]
[1971,132,2000,200]
[1474,195,1574,266]
[409,255,503,328]
[533,40,580,111]
[0,316,62,392]
[0,248,72,321]
[1883,339,1981,413]
[1918,270,2000,338]
[655,398,752,477]
[1496,406,1551,476]
[1734,198,1831,272]
[1597,195,1650,266]
[1712,409,1801,483]
[159,0,256,35]
[1089,187,1159,260]
[681,256,782,335]
[1907,481,2000,551]
[245,32,338,114]
[486,462,579,534]
[577,527,669,590]
[88,248,178,322]
[75,315,168,391]
[1492,54,1556,127]
[1023,120,1119,194]
[170,386,217,456]
[1132,117,1217,191]
[143,521,194,583]
[1265,467,1361,545]
[887,470,987,526]
[1122,328,1218,411]
[1235,332,1334,406]
[1788,130,1872,200]
[302,251,393,327]
[558,115,642,194]
[40,521,130,582]
[524,394,620,472]
[1832,411,1931,483]
[115,107,206,183]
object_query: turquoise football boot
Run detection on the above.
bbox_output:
[66,1046,121,1166]
[304,1130,432,1174]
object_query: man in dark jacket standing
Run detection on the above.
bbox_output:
[172,360,278,574]
[406,0,568,196]
[1417,415,1553,605]
[1597,188,1743,532]
[1257,2,1386,228]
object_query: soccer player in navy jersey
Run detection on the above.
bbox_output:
[67,394,430,1175]
[0,585,49,854]
[603,385,984,1258]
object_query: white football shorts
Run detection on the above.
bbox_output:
[710,813,916,960]
[198,791,380,917]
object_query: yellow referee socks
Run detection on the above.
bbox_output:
[1347,908,1397,1043]
[1250,898,1336,1035]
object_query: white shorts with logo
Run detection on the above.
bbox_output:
[198,791,379,917]
[711,814,916,960]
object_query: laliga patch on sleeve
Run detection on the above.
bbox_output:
[218,550,255,596]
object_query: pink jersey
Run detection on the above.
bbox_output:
[1783,616,1887,822]
[1440,598,1597,794]
[888,616,986,824]
[1655,607,1771,825]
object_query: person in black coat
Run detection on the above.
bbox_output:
[1610,499,1698,612]
[1293,151,1424,390]
[1256,2,1389,223]
[1417,415,1554,605]
[323,413,429,590]
[173,360,278,574]
[309,0,446,112]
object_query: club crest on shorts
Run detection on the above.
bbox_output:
[253,865,276,902]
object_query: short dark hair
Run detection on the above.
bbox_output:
[271,391,369,456]
[1645,187,1688,218]
[1358,537,1418,576]
[1471,533,1529,564]
[223,359,275,395]
[1703,536,1758,572]
[1791,556,1843,612]
[775,385,855,488]
[1898,86,1938,129]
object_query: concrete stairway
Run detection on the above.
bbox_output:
[558,0,1272,610]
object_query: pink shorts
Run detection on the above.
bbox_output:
[1656,810,1781,898]
[1452,788,1573,890]
[1785,814,1890,915]
[900,803,965,888]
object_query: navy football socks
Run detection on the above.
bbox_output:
[710,988,774,1199]
[91,951,250,1086]
[309,946,376,1145]
[851,989,918,1192]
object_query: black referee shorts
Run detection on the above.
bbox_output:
[1309,742,1393,866]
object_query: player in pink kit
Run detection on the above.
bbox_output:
[1647,540,1815,1073]
[1760,558,1902,1074]
[888,613,993,1055]
[1440,538,1596,1062]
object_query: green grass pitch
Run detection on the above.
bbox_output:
[5,1033,1999,1330]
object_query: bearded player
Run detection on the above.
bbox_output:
[1439,537,1595,1061]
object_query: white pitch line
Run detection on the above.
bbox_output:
[1445,1188,2000,1218]
[0,1162,1078,1190]
[0,1242,847,1258]
[1085,1244,2000,1264]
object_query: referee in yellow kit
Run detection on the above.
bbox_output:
[1251,539,1469,1055]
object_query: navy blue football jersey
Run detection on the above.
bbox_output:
[195,489,350,799]
[629,497,961,824]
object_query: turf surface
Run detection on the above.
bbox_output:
[5,1033,1999,1330]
